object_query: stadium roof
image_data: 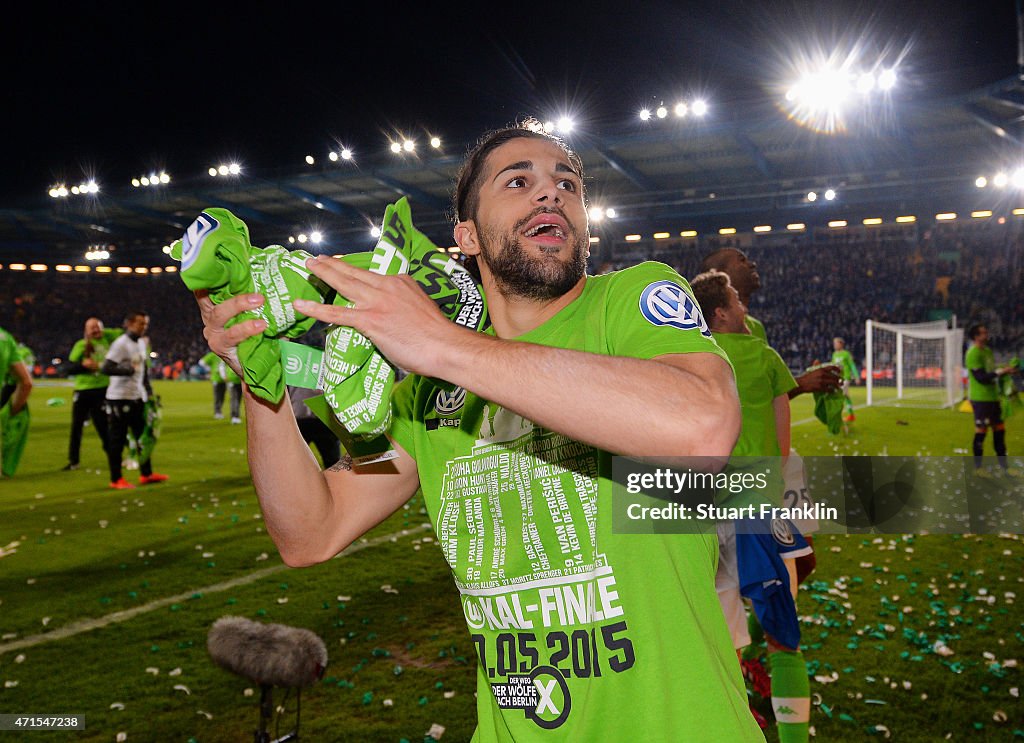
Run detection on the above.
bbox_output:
[6,75,1024,265]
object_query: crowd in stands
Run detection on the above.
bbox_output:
[2,217,1022,380]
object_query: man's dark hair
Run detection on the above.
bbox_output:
[968,323,986,340]
[124,310,148,324]
[453,120,585,281]
[699,248,735,274]
[689,270,732,320]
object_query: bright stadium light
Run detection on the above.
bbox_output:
[217,165,229,176]
[555,117,573,134]
[288,236,296,244]
[370,226,382,238]
[49,188,59,197]
[878,69,897,90]
[430,136,441,148]
[228,163,241,175]
[403,139,415,152]
[543,121,555,133]
[976,176,988,188]
[806,191,818,202]
[329,151,338,162]
[305,155,315,165]
[71,186,81,195]
[674,102,688,117]
[1013,168,1024,188]
[390,142,401,154]
[310,231,323,243]
[140,178,149,187]
[341,148,353,160]
[692,99,708,117]
[656,106,668,119]
[159,173,170,184]
[824,188,837,201]
[87,181,99,193]
[297,233,307,243]
[58,186,68,197]
[209,167,218,177]
[588,206,605,222]
[856,72,876,94]
[994,172,1009,188]
[605,208,617,219]
[639,108,652,121]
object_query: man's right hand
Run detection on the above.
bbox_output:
[194,290,267,379]
[82,358,99,371]
[792,364,842,397]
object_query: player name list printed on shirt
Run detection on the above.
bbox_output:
[638,280,711,336]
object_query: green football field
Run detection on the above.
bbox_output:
[0,381,1021,741]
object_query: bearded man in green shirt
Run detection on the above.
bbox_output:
[64,317,121,470]
[194,122,764,742]
[965,324,1020,477]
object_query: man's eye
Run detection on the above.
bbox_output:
[557,179,577,192]
[507,176,527,188]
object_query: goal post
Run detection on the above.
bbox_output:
[865,319,964,408]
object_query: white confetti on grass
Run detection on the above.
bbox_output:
[110,702,125,710]
[173,684,191,695]
[145,667,159,675]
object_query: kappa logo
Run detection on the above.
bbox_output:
[435,387,466,416]
[638,280,711,336]
[770,518,796,547]
[180,212,219,271]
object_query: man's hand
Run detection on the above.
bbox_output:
[194,290,267,378]
[293,255,462,378]
[82,358,99,372]
[791,364,842,398]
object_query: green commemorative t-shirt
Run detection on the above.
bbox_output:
[714,333,797,458]
[68,328,121,391]
[389,262,762,742]
[831,348,858,382]
[965,345,998,402]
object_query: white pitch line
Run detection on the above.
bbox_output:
[0,523,432,656]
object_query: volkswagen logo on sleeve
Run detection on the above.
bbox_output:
[179,211,219,271]
[639,280,711,336]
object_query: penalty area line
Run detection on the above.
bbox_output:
[0,523,431,656]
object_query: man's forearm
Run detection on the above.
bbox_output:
[243,386,341,565]
[438,333,739,458]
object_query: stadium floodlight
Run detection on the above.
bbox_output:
[9,264,26,271]
[87,181,99,193]
[208,167,217,177]
[639,108,652,121]
[403,139,415,152]
[935,212,956,221]
[341,148,353,160]
[71,186,81,195]
[787,223,806,231]
[74,265,90,272]
[624,234,642,242]
[674,102,688,117]
[131,178,141,187]
[976,176,988,188]
[297,233,307,243]
[863,218,883,225]
[228,163,241,175]
[140,178,150,187]
[310,231,323,243]
[1013,168,1024,188]
[856,72,875,94]
[878,69,897,91]
[656,106,668,119]
[653,232,671,239]
[588,206,605,222]
[288,236,295,243]
[49,188,59,197]
[370,226,382,238]
[556,117,574,134]
[543,121,556,133]
[430,136,441,148]
[58,186,68,197]
[305,155,315,165]
[681,230,698,238]
[828,220,847,228]
[692,100,708,117]
[329,151,338,162]
[895,215,916,223]
[806,191,818,202]
[56,265,71,272]
[605,208,618,219]
[971,210,992,219]
[753,225,772,233]
[217,165,229,175]
[824,188,837,201]
[161,245,171,254]
[160,173,170,184]
[719,227,736,235]
[30,264,47,272]
[994,172,1009,188]
[390,142,402,154]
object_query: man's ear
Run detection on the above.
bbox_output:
[454,220,480,256]
[712,306,727,328]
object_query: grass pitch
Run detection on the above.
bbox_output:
[0,382,1021,741]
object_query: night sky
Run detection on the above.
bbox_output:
[5,1,1018,207]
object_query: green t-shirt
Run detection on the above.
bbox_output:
[965,345,998,402]
[0,327,19,382]
[390,262,761,742]
[831,348,858,382]
[714,333,797,458]
[68,329,121,391]
[744,313,767,343]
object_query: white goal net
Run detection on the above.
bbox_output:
[865,319,964,408]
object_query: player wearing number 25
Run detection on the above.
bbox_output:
[195,121,762,741]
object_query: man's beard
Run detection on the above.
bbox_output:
[478,212,588,301]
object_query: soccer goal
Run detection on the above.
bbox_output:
[865,319,964,408]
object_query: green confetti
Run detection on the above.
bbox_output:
[362,692,373,705]
[418,696,428,706]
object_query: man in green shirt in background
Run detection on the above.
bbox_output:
[64,317,121,471]
[830,337,859,422]
[201,350,242,423]
[0,325,33,477]
[965,324,1020,477]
